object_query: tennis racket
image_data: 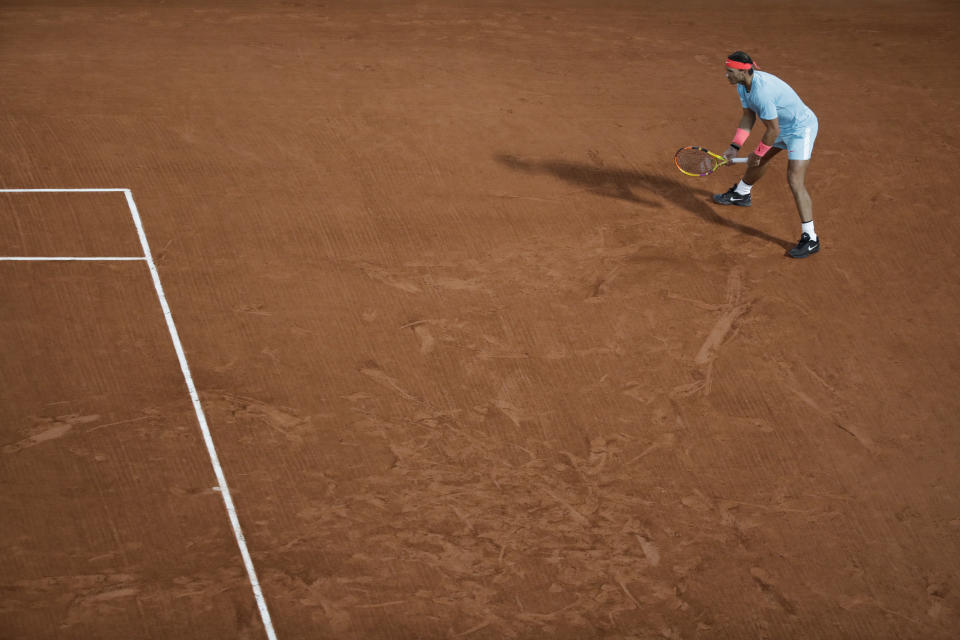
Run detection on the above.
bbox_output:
[674,146,747,177]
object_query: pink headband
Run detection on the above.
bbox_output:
[725,59,754,70]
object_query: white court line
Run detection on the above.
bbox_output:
[5,186,278,639]
[0,257,145,261]
[0,188,128,192]
[122,190,278,640]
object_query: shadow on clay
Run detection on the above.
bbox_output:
[495,153,792,251]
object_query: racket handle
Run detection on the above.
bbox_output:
[730,158,748,164]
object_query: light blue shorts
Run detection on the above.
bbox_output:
[774,116,818,161]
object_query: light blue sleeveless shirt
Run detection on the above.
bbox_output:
[737,70,816,135]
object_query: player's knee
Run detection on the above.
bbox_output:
[787,173,805,192]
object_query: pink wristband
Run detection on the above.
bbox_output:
[754,142,772,157]
[731,128,750,148]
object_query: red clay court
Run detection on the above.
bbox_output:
[1,1,959,639]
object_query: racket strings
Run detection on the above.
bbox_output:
[676,148,717,175]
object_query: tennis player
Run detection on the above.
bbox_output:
[714,51,821,258]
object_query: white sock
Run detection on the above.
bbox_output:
[735,180,753,195]
[802,220,817,240]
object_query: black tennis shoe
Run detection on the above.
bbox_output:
[712,184,752,206]
[787,232,820,258]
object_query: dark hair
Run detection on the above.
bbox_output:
[728,50,755,74]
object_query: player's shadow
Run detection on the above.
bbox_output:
[495,153,792,250]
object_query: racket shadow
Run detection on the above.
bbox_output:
[495,153,792,251]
